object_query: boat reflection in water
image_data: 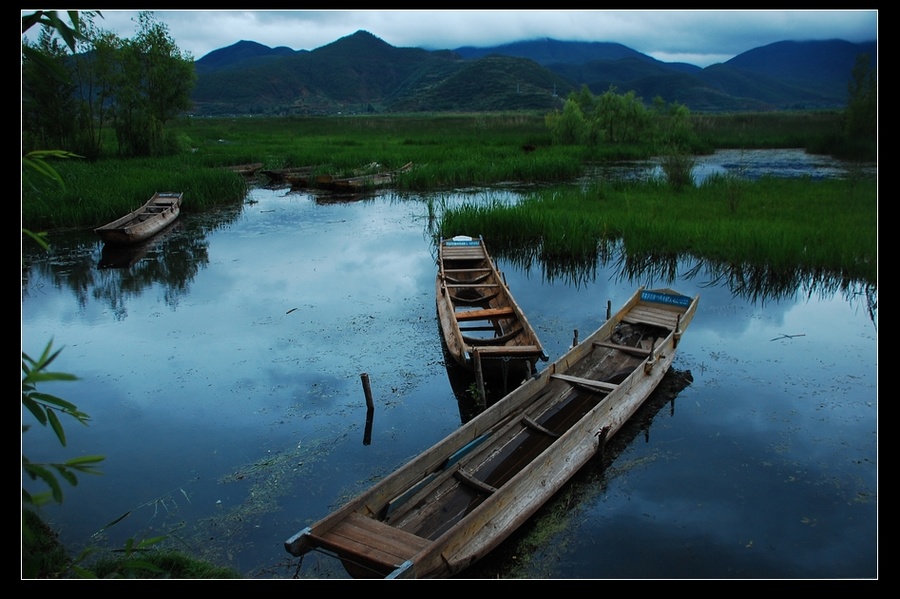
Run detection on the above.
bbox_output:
[98,242,152,269]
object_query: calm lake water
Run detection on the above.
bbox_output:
[21,150,878,579]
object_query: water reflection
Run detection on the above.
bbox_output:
[21,182,877,579]
[492,241,877,326]
[585,148,878,185]
[22,202,243,317]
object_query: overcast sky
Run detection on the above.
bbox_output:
[26,9,878,68]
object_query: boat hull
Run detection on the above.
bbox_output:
[436,235,547,381]
[94,192,183,245]
[285,286,699,579]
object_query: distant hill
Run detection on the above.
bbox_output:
[188,31,876,116]
[193,40,298,74]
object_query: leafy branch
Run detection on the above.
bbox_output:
[22,340,104,506]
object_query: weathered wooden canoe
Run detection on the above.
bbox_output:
[261,166,315,185]
[223,162,263,177]
[94,192,183,246]
[436,235,547,384]
[284,286,699,579]
[320,162,413,192]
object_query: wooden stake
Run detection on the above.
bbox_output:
[361,372,374,411]
[474,350,486,410]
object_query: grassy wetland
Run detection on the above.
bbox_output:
[22,111,877,286]
[22,110,877,579]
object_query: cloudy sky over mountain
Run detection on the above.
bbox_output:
[28,9,878,68]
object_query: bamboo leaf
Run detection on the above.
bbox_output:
[47,409,67,446]
[22,229,51,251]
[53,464,78,487]
[26,464,64,503]
[26,391,81,411]
[65,455,105,467]
[22,397,48,425]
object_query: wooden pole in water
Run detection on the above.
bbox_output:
[473,350,486,409]
[606,300,612,320]
[361,373,374,411]
[572,329,579,347]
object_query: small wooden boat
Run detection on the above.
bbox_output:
[94,192,183,246]
[284,286,699,579]
[261,166,315,185]
[436,235,547,384]
[320,162,413,192]
[223,162,263,177]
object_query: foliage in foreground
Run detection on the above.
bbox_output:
[22,508,241,579]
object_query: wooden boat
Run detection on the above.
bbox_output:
[94,192,183,246]
[436,235,547,384]
[320,162,413,192]
[223,162,263,177]
[284,286,699,579]
[261,166,314,185]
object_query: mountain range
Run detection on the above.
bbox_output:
[189,30,877,116]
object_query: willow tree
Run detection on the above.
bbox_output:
[110,11,196,157]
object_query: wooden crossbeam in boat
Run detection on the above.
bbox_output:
[592,340,652,357]
[444,283,501,289]
[550,373,618,393]
[451,291,500,306]
[473,345,543,356]
[453,467,497,495]
[443,272,491,285]
[443,268,492,275]
[463,326,522,345]
[521,415,560,438]
[455,307,514,321]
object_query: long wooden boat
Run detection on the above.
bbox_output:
[284,286,699,579]
[94,192,183,246]
[436,235,548,383]
[261,166,314,185]
[223,162,263,177]
[320,162,413,192]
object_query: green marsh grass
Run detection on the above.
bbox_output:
[22,113,875,285]
[22,154,247,231]
[437,175,877,285]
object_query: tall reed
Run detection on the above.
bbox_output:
[436,176,877,285]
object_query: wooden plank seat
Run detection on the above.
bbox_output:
[622,306,681,329]
[455,307,514,321]
[442,249,487,260]
[303,512,429,572]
